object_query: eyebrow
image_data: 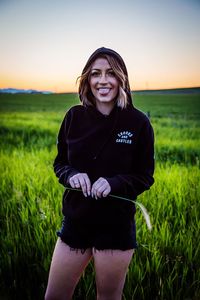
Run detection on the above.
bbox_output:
[91,68,113,71]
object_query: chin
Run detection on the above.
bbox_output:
[98,98,115,104]
[97,94,115,101]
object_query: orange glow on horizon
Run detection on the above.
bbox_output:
[0,74,199,93]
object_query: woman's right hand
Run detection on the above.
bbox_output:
[69,173,91,197]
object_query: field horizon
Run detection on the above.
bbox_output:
[0,86,200,96]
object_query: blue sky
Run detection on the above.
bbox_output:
[0,0,199,92]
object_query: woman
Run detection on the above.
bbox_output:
[45,47,154,300]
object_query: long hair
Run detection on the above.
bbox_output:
[77,48,133,108]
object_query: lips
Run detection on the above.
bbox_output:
[98,88,111,95]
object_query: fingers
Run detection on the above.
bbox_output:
[69,173,91,197]
[91,177,111,199]
[69,175,111,199]
[79,174,91,197]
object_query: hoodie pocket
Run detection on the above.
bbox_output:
[62,190,95,222]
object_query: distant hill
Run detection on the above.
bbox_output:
[0,88,52,94]
[133,87,200,95]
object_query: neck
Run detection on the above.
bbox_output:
[95,101,115,116]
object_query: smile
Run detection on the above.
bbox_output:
[97,88,111,95]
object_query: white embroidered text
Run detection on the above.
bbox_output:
[116,131,133,144]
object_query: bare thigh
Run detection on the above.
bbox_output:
[93,248,134,300]
[45,238,92,300]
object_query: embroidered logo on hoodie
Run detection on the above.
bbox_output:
[116,131,133,144]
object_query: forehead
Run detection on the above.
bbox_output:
[91,57,111,69]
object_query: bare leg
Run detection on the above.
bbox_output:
[93,248,134,300]
[45,238,92,300]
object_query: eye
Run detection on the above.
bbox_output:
[107,70,115,77]
[90,71,100,77]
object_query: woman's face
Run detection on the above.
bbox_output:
[89,58,119,107]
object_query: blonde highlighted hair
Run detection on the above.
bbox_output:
[77,54,130,109]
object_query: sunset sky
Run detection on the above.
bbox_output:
[0,0,200,93]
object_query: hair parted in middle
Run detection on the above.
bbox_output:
[77,49,132,109]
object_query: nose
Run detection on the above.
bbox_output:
[99,73,108,84]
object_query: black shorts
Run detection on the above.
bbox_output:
[57,217,137,251]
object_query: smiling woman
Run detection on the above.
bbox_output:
[89,58,119,115]
[77,47,130,111]
[45,47,155,300]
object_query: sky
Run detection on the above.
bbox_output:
[0,0,200,92]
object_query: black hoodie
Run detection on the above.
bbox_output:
[53,47,154,226]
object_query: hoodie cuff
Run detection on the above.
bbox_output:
[60,169,79,187]
[104,176,122,194]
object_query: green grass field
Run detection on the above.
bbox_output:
[0,92,200,299]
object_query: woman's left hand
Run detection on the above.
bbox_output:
[91,177,111,199]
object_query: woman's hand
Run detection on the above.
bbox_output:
[69,173,91,197]
[91,177,111,199]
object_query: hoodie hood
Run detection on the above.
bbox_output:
[81,47,133,107]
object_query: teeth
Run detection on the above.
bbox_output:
[98,88,110,94]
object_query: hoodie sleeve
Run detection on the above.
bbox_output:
[105,118,155,199]
[53,110,79,187]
